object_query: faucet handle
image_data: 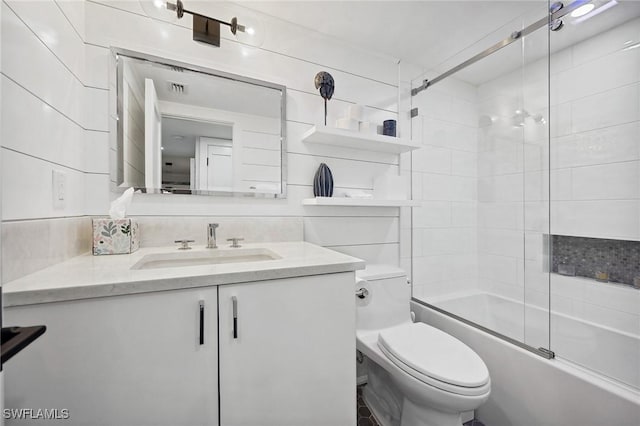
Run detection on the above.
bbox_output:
[209,223,219,229]
[227,238,244,248]
[175,239,195,250]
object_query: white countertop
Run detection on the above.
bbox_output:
[3,242,365,307]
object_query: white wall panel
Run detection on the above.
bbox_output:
[55,0,86,41]
[6,0,85,83]
[288,153,396,189]
[1,149,86,220]
[328,243,399,266]
[2,0,406,284]
[1,3,87,128]
[1,75,85,172]
[304,217,399,246]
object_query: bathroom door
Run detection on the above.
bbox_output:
[144,78,162,189]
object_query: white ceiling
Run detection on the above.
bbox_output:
[237,1,640,85]
[237,1,542,72]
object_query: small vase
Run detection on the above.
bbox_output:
[313,163,334,197]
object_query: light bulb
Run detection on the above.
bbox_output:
[246,27,255,35]
[571,3,595,18]
[153,0,165,9]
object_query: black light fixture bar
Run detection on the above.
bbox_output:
[166,0,245,47]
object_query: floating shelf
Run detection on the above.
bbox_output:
[301,125,421,154]
[302,197,420,207]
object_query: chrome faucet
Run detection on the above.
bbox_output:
[207,223,219,249]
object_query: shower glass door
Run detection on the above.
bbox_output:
[410,2,552,354]
[548,1,640,389]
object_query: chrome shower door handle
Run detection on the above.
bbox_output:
[232,296,238,339]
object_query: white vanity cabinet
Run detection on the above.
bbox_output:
[3,254,359,426]
[3,287,219,426]
[218,272,356,426]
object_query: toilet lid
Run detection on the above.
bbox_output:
[378,323,489,388]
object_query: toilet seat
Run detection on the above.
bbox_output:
[378,323,490,397]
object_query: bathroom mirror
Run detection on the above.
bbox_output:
[111,48,286,197]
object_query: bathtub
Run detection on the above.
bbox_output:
[411,292,640,426]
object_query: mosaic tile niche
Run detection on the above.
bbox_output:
[552,235,640,288]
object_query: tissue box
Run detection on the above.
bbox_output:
[92,218,139,255]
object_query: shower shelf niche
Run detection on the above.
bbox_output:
[301,125,421,154]
[302,197,419,207]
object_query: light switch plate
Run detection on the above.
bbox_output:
[52,169,66,209]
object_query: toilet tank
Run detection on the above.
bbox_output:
[356,265,411,332]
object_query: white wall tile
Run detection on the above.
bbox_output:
[571,84,639,134]
[422,228,476,256]
[412,202,450,228]
[571,161,639,200]
[552,121,640,169]
[556,49,640,105]
[571,17,640,66]
[451,150,477,177]
[423,117,478,152]
[423,173,476,202]
[451,202,477,228]
[551,200,640,240]
[412,145,451,174]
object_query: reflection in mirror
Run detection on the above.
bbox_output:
[113,49,286,197]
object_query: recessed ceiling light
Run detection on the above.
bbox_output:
[571,3,595,17]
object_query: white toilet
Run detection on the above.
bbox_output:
[356,265,491,426]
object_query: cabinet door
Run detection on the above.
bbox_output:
[4,287,219,426]
[219,273,356,426]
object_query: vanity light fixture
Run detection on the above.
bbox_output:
[152,0,246,47]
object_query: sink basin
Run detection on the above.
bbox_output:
[131,248,281,270]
